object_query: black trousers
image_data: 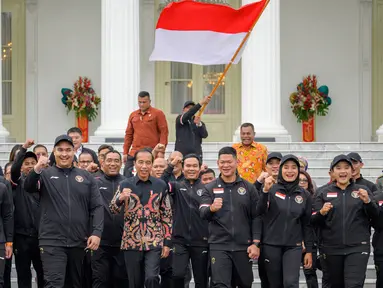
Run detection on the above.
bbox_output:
[301,246,318,288]
[262,245,302,288]
[258,247,269,288]
[14,234,44,288]
[172,243,209,288]
[375,257,383,288]
[318,253,331,288]
[210,250,253,288]
[0,246,6,288]
[324,252,369,288]
[40,246,85,288]
[160,250,173,288]
[124,249,161,288]
[3,257,11,288]
[83,251,92,288]
[91,246,129,288]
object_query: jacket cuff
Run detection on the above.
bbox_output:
[92,230,102,238]
[164,238,172,247]
[305,246,313,253]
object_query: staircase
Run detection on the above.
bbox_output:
[2,141,382,286]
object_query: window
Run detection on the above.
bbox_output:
[170,63,193,114]
[170,63,226,114]
[2,12,11,115]
[202,65,225,114]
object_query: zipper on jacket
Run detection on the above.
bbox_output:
[188,184,192,244]
[65,174,71,246]
[283,195,291,244]
[342,191,346,245]
[229,189,234,251]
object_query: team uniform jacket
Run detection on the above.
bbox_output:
[355,175,379,196]
[162,166,208,247]
[371,193,383,259]
[256,184,314,252]
[110,176,172,251]
[311,182,379,255]
[199,176,261,251]
[94,173,126,247]
[24,166,104,247]
[11,147,40,237]
[0,182,13,243]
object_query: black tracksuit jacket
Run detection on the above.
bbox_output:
[355,175,380,196]
[0,182,13,243]
[372,193,383,260]
[11,147,41,237]
[199,176,261,251]
[256,184,314,252]
[94,173,125,247]
[163,166,208,247]
[311,182,379,254]
[24,166,104,247]
[175,103,208,158]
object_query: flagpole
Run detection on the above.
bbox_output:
[197,0,270,117]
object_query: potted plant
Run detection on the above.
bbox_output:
[289,75,331,142]
[61,76,101,142]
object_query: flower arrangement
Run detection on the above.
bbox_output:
[61,77,101,121]
[289,75,331,122]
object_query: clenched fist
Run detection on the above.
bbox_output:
[22,139,35,149]
[263,176,276,193]
[119,188,132,202]
[35,156,49,173]
[210,198,223,212]
[320,202,333,216]
[257,172,269,184]
[358,188,370,204]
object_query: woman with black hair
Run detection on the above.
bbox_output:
[312,154,379,287]
[256,154,313,288]
[299,170,318,288]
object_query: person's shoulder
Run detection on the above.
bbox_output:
[151,176,166,187]
[151,107,166,116]
[255,142,267,151]
[205,178,219,191]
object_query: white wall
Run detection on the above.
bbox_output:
[280,0,363,142]
[36,0,101,142]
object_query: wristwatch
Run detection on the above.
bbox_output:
[254,242,261,248]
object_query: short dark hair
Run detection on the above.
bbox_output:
[67,127,82,136]
[182,154,202,167]
[240,123,254,131]
[200,168,215,177]
[104,150,122,160]
[98,144,114,154]
[138,91,150,99]
[33,144,48,153]
[218,146,237,159]
[134,148,154,162]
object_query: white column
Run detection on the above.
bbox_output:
[92,0,140,141]
[0,0,10,140]
[234,0,290,142]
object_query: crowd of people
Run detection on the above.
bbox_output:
[0,91,381,288]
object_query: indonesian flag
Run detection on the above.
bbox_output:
[149,0,268,65]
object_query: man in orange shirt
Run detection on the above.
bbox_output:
[232,123,268,183]
[123,91,169,176]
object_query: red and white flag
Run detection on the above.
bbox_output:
[150,0,268,65]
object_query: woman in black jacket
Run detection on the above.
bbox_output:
[311,154,379,288]
[256,154,313,288]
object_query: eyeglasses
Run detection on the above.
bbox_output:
[299,179,308,183]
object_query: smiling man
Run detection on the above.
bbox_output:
[161,154,209,288]
[110,148,172,288]
[24,135,103,288]
[232,123,268,184]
